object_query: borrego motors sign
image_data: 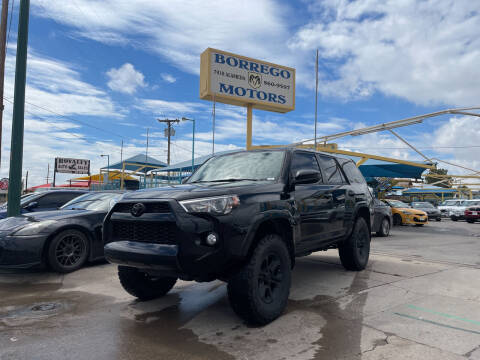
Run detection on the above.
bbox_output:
[200,48,295,113]
[55,157,90,174]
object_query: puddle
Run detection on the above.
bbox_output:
[0,301,71,327]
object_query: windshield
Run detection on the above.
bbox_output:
[0,193,42,209]
[440,200,460,206]
[386,200,410,208]
[463,200,480,206]
[188,151,285,183]
[411,202,434,208]
[60,192,123,211]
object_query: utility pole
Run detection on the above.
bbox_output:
[157,118,179,165]
[145,127,149,161]
[24,170,28,191]
[120,139,123,162]
[7,0,29,216]
[314,49,319,150]
[46,163,50,184]
[0,0,9,165]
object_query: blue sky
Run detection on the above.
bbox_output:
[1,0,479,186]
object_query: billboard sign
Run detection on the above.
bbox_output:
[200,48,295,113]
[55,158,90,174]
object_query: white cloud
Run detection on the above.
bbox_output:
[290,0,480,106]
[161,73,176,83]
[31,0,295,75]
[106,63,147,94]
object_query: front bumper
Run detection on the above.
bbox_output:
[402,213,428,225]
[103,199,251,280]
[0,232,48,269]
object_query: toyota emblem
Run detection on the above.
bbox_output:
[130,203,146,217]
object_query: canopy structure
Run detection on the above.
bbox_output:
[358,161,429,180]
[73,171,137,182]
[152,150,238,173]
[102,154,167,173]
[402,186,471,201]
[100,154,167,189]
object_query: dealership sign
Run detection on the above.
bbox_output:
[200,48,295,113]
[55,158,90,174]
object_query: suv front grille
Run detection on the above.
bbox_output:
[112,221,176,244]
[114,202,171,214]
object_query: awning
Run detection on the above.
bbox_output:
[103,154,167,173]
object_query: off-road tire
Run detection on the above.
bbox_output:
[227,234,291,325]
[393,214,403,226]
[47,229,89,273]
[118,266,177,301]
[339,217,370,271]
[376,217,390,237]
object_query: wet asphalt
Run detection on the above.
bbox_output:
[1,220,479,360]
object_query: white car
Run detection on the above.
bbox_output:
[449,199,480,221]
[437,199,465,217]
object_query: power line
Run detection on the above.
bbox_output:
[3,96,125,139]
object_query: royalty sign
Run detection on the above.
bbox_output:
[200,48,295,113]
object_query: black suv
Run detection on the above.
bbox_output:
[104,148,373,325]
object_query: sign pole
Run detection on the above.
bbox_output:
[246,104,253,150]
[52,158,56,187]
[7,0,30,217]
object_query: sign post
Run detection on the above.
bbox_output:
[200,48,295,150]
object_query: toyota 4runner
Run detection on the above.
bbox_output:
[104,148,373,325]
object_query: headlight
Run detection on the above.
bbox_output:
[11,220,57,236]
[180,195,240,215]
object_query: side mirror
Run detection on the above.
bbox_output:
[294,169,321,185]
[24,201,38,211]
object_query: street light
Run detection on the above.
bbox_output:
[182,117,195,174]
[100,154,110,184]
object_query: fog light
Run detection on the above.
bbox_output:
[206,233,218,246]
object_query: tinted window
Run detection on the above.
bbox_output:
[36,192,81,208]
[290,152,321,181]
[341,160,366,184]
[317,155,346,184]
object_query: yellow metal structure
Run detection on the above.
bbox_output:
[247,104,253,150]
[250,144,435,170]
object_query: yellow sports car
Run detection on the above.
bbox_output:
[384,199,428,226]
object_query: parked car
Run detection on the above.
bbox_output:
[103,148,374,325]
[437,199,465,217]
[0,191,124,272]
[410,202,441,221]
[465,206,480,223]
[0,190,87,219]
[384,199,428,226]
[449,200,480,221]
[372,199,392,236]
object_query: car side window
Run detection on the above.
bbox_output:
[37,192,78,208]
[341,160,367,184]
[317,155,346,184]
[290,152,322,182]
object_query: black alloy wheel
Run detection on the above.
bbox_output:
[376,217,390,237]
[393,214,403,226]
[48,230,89,273]
[339,217,371,271]
[227,234,291,325]
[258,253,284,305]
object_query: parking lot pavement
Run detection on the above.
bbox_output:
[1,221,479,360]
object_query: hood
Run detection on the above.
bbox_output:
[121,181,273,201]
[0,209,96,232]
[395,207,426,215]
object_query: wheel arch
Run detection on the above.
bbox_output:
[42,225,94,265]
[245,216,296,268]
[355,206,371,233]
